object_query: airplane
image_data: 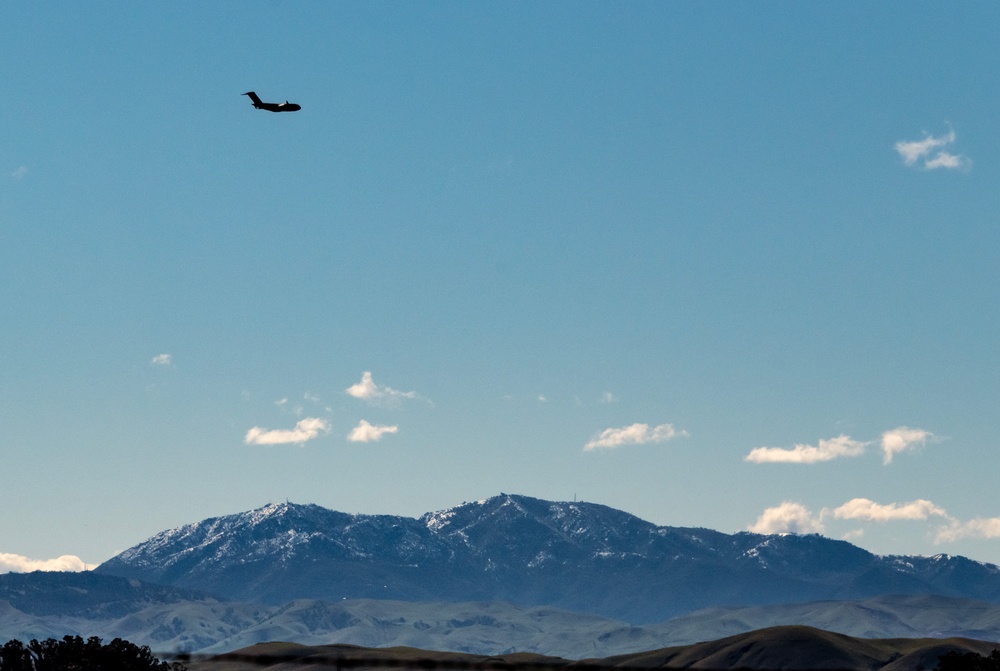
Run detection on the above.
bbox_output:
[242,91,301,112]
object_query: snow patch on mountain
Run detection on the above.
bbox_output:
[423,509,456,532]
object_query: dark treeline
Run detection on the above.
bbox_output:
[0,636,184,671]
[938,650,1000,671]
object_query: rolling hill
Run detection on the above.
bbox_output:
[183,627,1000,671]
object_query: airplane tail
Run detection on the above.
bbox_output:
[243,91,263,107]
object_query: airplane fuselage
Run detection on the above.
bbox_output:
[257,102,301,112]
[243,91,300,113]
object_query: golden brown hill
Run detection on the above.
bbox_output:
[584,626,1000,670]
[185,625,1000,671]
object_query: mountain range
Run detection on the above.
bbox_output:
[7,494,1000,660]
[95,494,1000,624]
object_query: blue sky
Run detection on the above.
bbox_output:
[3,2,1000,571]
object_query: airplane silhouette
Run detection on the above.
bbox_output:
[243,91,301,113]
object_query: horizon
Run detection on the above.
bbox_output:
[3,3,1000,572]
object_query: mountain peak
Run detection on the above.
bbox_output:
[233,501,333,528]
[420,493,545,532]
[239,501,295,523]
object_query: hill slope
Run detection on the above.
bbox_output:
[592,626,1000,671]
[6,573,1000,657]
[184,627,1000,671]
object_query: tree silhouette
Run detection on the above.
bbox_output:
[0,636,183,671]
[938,650,1000,671]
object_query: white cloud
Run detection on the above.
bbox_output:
[584,422,688,452]
[935,518,1000,543]
[347,419,399,443]
[346,372,417,404]
[150,353,172,366]
[244,417,331,445]
[843,528,865,541]
[347,372,379,399]
[10,166,27,180]
[895,130,954,165]
[748,502,825,535]
[745,435,868,464]
[881,426,933,464]
[600,392,617,404]
[895,129,970,171]
[0,553,94,573]
[924,152,964,170]
[828,497,949,522]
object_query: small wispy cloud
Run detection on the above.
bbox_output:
[346,372,418,404]
[0,553,94,573]
[584,422,688,452]
[599,392,617,404]
[750,496,1000,545]
[347,419,399,443]
[244,417,331,445]
[745,435,868,464]
[748,502,825,535]
[881,427,933,464]
[751,498,936,535]
[827,497,948,522]
[10,166,27,180]
[746,428,933,465]
[924,152,964,170]
[936,517,1000,543]
[843,528,865,541]
[150,353,172,366]
[895,128,970,171]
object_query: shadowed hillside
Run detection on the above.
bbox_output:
[184,626,1000,671]
[591,626,1000,670]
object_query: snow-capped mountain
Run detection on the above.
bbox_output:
[95,494,1000,624]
